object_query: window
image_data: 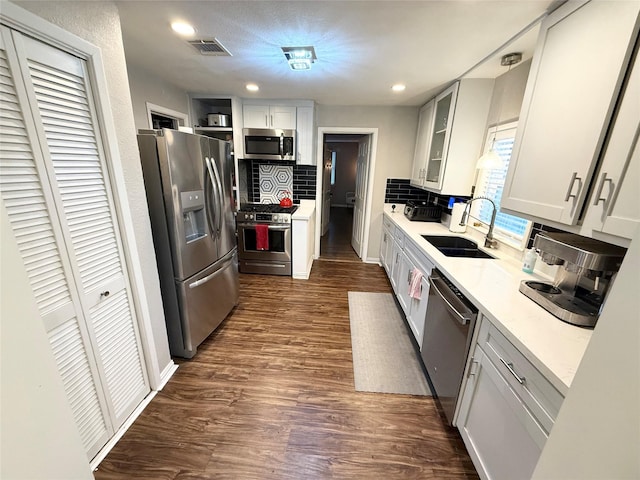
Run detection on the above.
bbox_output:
[330,151,337,186]
[471,122,531,249]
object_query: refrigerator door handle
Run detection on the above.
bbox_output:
[209,156,225,235]
[188,249,236,289]
[204,156,220,239]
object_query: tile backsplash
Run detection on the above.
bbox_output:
[259,164,293,203]
[385,177,574,251]
[384,178,470,212]
[246,159,317,204]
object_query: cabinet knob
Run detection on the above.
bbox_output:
[100,290,110,298]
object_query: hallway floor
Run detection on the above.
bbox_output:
[319,207,360,263]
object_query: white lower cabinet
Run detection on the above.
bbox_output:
[381,214,434,345]
[457,318,564,480]
[380,215,395,275]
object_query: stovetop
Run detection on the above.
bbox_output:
[239,203,298,214]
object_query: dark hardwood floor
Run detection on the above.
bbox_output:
[319,207,361,263]
[94,261,479,479]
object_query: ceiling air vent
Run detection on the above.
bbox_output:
[188,39,232,56]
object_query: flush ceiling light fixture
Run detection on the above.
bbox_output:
[246,83,259,92]
[476,52,522,170]
[281,46,317,71]
[392,84,406,92]
[171,21,196,36]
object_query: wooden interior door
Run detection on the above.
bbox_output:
[351,136,369,257]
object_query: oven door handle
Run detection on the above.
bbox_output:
[238,224,290,231]
[428,275,474,326]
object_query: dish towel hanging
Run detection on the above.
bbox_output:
[409,268,423,299]
[255,224,269,251]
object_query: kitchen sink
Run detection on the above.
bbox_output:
[421,235,495,259]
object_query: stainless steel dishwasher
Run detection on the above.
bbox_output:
[421,268,478,425]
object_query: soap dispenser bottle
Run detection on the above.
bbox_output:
[522,248,537,274]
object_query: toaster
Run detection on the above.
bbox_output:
[404,200,442,222]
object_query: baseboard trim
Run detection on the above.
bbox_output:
[157,361,179,391]
[90,390,158,472]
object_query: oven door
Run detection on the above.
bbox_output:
[237,223,291,262]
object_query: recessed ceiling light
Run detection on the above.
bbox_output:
[281,46,317,71]
[246,83,259,92]
[171,21,195,36]
[392,84,406,92]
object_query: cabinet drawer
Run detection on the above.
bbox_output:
[405,238,434,275]
[477,321,564,434]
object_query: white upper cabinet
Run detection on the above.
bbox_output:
[242,103,296,129]
[410,99,435,188]
[296,105,315,165]
[502,0,640,226]
[421,79,494,196]
[581,46,640,244]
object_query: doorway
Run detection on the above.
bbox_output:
[315,128,378,263]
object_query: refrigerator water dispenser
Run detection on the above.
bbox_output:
[181,190,206,243]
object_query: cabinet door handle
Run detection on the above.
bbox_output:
[499,357,525,385]
[270,114,274,127]
[564,172,582,201]
[265,114,268,126]
[593,172,613,206]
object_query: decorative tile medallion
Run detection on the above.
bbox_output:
[259,164,293,203]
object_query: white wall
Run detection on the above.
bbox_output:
[13,1,172,383]
[0,204,93,480]
[126,62,190,131]
[317,105,419,260]
[532,226,640,479]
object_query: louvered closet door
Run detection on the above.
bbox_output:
[0,27,112,459]
[0,26,150,458]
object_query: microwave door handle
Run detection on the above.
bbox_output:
[280,133,284,159]
[204,157,219,239]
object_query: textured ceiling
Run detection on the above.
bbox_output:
[116,1,554,107]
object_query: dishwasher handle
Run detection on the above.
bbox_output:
[428,274,477,326]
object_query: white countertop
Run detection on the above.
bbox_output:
[384,204,592,396]
[291,199,315,220]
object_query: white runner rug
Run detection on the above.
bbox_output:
[348,292,431,396]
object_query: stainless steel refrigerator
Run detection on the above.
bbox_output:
[137,129,239,358]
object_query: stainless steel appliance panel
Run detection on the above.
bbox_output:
[137,129,240,358]
[158,130,219,279]
[237,223,292,263]
[176,249,239,358]
[243,128,296,161]
[208,138,236,257]
[421,270,477,425]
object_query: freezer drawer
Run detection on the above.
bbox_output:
[175,248,239,357]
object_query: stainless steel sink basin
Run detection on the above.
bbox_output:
[421,235,495,259]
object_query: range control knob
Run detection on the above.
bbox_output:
[249,214,254,220]
[273,215,280,222]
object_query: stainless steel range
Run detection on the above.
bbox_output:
[237,203,298,275]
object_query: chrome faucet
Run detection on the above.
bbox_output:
[459,197,498,248]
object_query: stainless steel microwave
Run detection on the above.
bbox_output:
[243,128,296,161]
